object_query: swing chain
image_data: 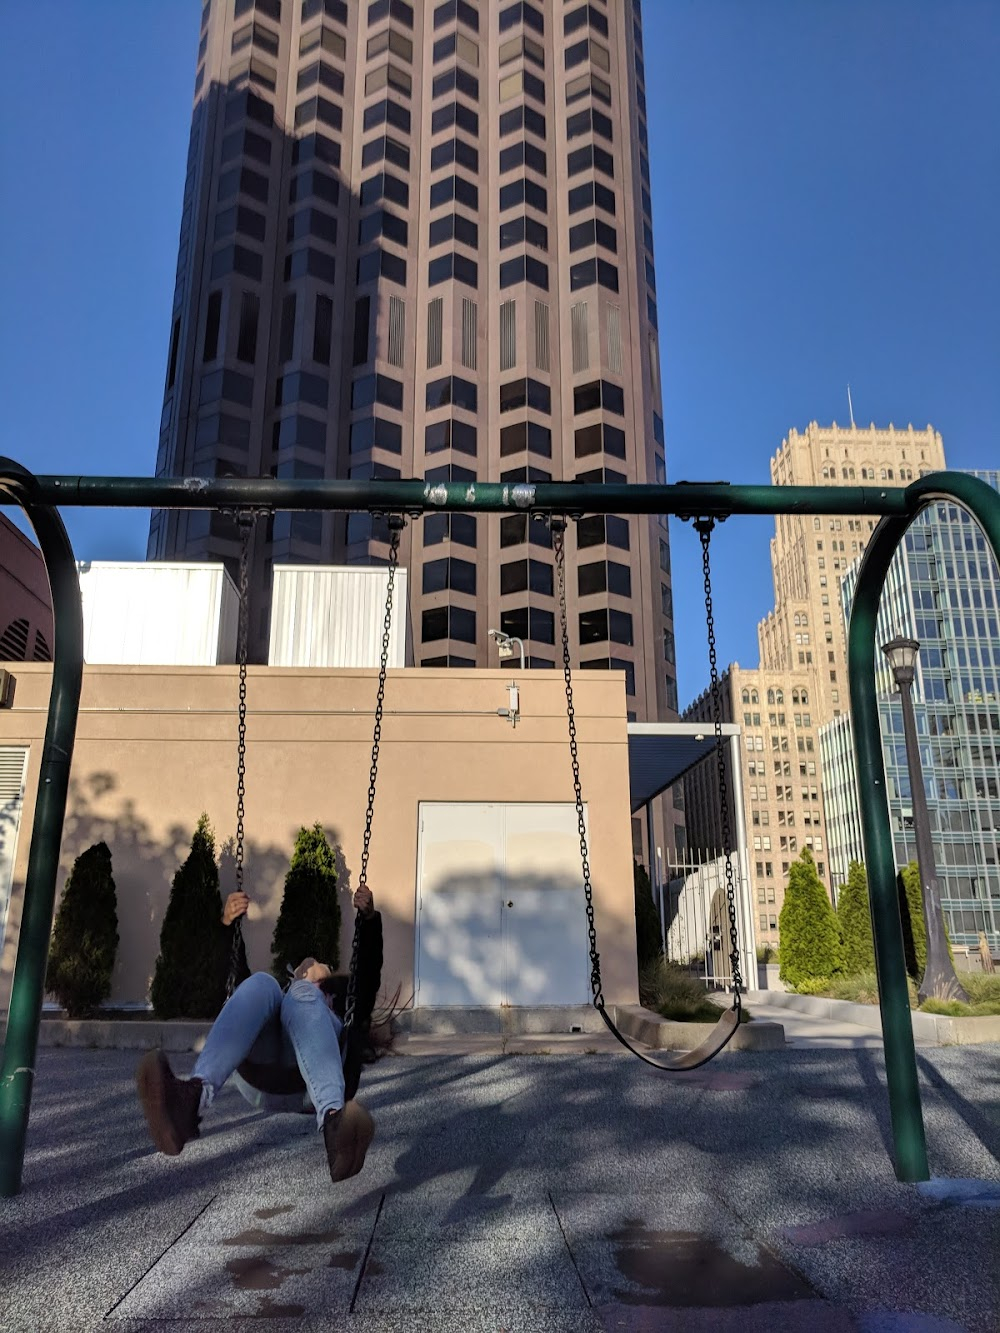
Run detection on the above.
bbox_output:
[345,514,404,1034]
[552,519,605,1012]
[693,519,743,1010]
[227,510,257,998]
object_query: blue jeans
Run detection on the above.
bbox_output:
[192,973,345,1130]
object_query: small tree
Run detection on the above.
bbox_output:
[47,842,119,1017]
[151,814,227,1019]
[633,860,662,969]
[838,861,876,975]
[271,824,340,981]
[778,847,843,989]
[897,859,953,980]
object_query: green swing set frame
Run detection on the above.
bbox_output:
[2,458,999,1196]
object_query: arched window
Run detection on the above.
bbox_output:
[750,689,759,705]
[741,688,751,704]
[767,688,776,705]
[775,689,784,705]
[801,689,809,705]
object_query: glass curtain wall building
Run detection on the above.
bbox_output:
[820,471,1000,949]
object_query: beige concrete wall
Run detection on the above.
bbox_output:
[0,665,637,1013]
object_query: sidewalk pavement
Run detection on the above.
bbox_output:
[1,1037,999,1332]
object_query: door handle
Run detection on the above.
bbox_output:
[506,900,513,908]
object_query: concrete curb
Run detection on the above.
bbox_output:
[614,1004,786,1051]
[2,1018,211,1052]
[4,1005,791,1053]
[745,989,1000,1045]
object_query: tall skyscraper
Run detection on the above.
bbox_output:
[149,0,677,729]
[684,421,947,951]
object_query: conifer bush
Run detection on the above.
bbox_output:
[838,860,876,975]
[778,847,843,989]
[897,859,953,980]
[633,860,663,969]
[271,824,340,981]
[151,814,227,1019]
[898,860,926,979]
[46,842,119,1017]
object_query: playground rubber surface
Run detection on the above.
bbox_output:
[1,1041,998,1331]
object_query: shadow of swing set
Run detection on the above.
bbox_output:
[2,458,1000,1196]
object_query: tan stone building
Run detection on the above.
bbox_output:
[150,0,678,741]
[685,421,946,949]
[0,664,638,1019]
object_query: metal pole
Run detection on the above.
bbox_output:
[849,514,930,1182]
[0,464,84,1197]
[895,671,969,1003]
[645,801,665,956]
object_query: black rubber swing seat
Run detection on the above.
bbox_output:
[596,1003,741,1073]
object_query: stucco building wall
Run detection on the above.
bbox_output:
[0,665,637,1013]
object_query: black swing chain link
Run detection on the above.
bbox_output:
[553,520,605,1012]
[344,516,403,1036]
[227,511,256,998]
[694,519,743,1012]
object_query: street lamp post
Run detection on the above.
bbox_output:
[881,636,969,1004]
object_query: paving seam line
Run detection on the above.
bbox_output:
[349,1191,386,1314]
[548,1189,594,1309]
[697,1153,829,1304]
[102,1191,219,1320]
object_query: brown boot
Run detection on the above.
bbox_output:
[136,1050,202,1156]
[323,1100,375,1182]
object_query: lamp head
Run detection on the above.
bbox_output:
[881,636,920,686]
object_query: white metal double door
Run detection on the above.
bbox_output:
[415,802,591,1007]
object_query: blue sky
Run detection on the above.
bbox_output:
[1,0,997,702]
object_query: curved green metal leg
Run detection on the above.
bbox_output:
[0,462,83,1197]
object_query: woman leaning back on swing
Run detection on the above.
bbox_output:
[136,883,383,1183]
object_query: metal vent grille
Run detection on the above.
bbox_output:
[499,300,516,371]
[571,302,589,373]
[32,630,51,663]
[427,297,443,368]
[607,304,622,375]
[462,298,477,369]
[0,620,29,661]
[534,301,550,372]
[0,748,26,802]
[388,295,405,368]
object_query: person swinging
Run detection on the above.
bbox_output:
[136,882,381,1183]
[136,510,404,1182]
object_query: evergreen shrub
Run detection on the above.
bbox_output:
[838,860,876,974]
[150,814,227,1019]
[46,842,119,1017]
[897,860,953,980]
[633,860,662,969]
[271,824,340,981]
[778,847,843,990]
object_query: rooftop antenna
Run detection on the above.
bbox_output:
[847,383,856,428]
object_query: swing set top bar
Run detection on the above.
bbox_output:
[23,472,918,517]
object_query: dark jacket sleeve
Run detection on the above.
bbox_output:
[353,911,384,1029]
[220,919,251,992]
[340,911,383,1102]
